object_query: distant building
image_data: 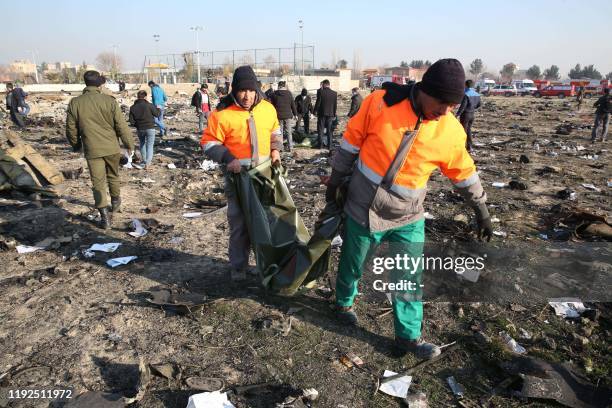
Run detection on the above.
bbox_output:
[362,68,379,77]
[384,66,427,81]
[55,61,72,70]
[9,60,37,75]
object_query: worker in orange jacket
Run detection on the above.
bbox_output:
[201,66,282,281]
[326,59,493,359]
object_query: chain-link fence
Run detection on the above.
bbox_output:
[142,45,315,84]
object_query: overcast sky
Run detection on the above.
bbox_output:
[3,0,612,77]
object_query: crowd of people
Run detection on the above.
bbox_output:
[2,60,609,359]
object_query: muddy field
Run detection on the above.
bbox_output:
[0,90,610,408]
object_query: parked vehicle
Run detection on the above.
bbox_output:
[489,84,518,97]
[475,78,495,95]
[512,79,537,96]
[369,75,405,89]
[533,85,575,98]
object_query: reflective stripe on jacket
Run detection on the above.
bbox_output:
[333,88,486,232]
[200,98,281,167]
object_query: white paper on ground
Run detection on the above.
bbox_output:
[88,243,121,253]
[379,370,412,398]
[183,212,203,218]
[200,159,219,171]
[128,219,148,238]
[186,391,235,408]
[424,212,435,220]
[16,245,45,254]
[492,182,507,188]
[581,183,601,192]
[106,256,137,268]
[167,163,177,169]
[548,299,588,318]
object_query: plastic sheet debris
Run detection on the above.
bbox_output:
[183,212,203,218]
[200,159,219,171]
[580,183,601,192]
[492,182,507,188]
[106,256,137,268]
[446,376,465,398]
[379,370,412,398]
[548,299,589,318]
[128,219,148,238]
[88,243,121,253]
[122,150,134,169]
[499,331,526,354]
[186,391,235,408]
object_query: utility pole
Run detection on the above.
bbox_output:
[298,20,304,76]
[111,44,119,80]
[26,50,39,83]
[153,34,160,82]
[190,26,203,83]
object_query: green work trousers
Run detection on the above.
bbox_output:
[86,153,121,208]
[336,215,425,340]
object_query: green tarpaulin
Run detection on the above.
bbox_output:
[231,160,344,296]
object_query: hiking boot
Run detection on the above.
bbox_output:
[99,207,112,230]
[336,305,358,326]
[394,337,441,360]
[230,267,247,282]
[111,196,122,213]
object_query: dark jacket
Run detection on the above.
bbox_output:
[348,93,363,117]
[294,94,313,115]
[129,99,161,130]
[314,87,337,117]
[456,88,481,117]
[264,88,274,101]
[12,87,27,108]
[594,94,612,114]
[66,86,134,159]
[191,90,212,111]
[271,89,297,120]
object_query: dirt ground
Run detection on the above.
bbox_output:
[0,90,610,408]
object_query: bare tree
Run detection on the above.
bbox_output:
[469,59,483,77]
[500,62,517,81]
[96,51,123,74]
[337,59,348,69]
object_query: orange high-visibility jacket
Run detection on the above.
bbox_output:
[201,98,281,167]
[332,88,487,232]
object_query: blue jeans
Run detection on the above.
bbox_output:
[154,105,166,135]
[137,128,156,165]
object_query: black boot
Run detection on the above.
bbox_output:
[99,207,112,230]
[111,196,122,213]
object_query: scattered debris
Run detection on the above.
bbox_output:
[185,376,224,392]
[183,212,203,218]
[404,392,428,408]
[580,183,601,192]
[106,256,137,268]
[548,299,590,318]
[200,159,219,171]
[186,391,236,408]
[379,370,412,398]
[499,331,527,354]
[145,288,208,315]
[446,376,465,399]
[88,242,121,253]
[128,219,148,238]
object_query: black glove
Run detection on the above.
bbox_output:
[474,203,493,242]
[477,217,493,242]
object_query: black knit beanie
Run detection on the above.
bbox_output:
[419,59,465,104]
[231,66,259,92]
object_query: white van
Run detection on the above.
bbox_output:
[512,79,537,96]
[475,79,495,95]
